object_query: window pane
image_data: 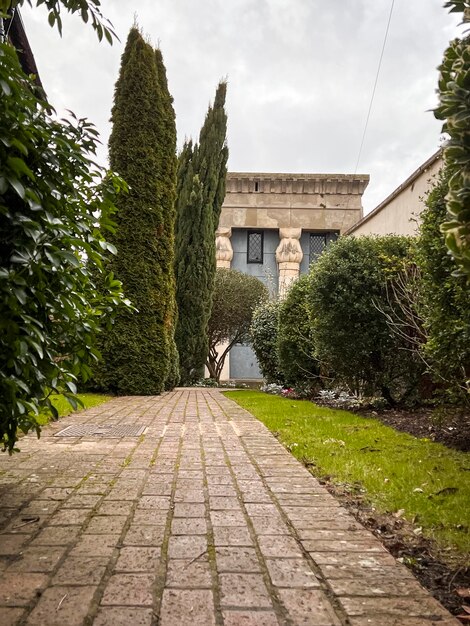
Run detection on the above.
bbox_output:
[309,234,326,261]
[248,232,263,263]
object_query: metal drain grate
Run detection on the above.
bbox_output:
[55,424,147,438]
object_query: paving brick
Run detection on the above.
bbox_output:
[302,539,387,553]
[173,503,206,518]
[216,547,262,573]
[257,535,302,558]
[69,534,120,557]
[222,610,280,626]
[168,535,207,559]
[348,617,459,626]
[339,596,455,618]
[52,556,108,585]
[213,527,254,547]
[310,551,397,567]
[93,607,153,626]
[328,577,428,597]
[61,494,101,509]
[85,515,127,534]
[26,585,96,625]
[49,508,90,525]
[123,524,165,546]
[265,558,320,588]
[101,573,153,606]
[211,510,246,527]
[250,516,290,535]
[132,509,168,525]
[115,547,160,572]
[0,607,25,626]
[208,484,238,497]
[137,495,171,510]
[0,535,29,555]
[8,545,67,572]
[160,589,215,626]
[277,588,341,626]
[219,573,272,608]
[296,527,373,541]
[166,557,212,588]
[0,573,48,606]
[170,517,205,536]
[97,500,134,516]
[31,525,81,546]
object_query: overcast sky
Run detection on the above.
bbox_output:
[22,0,462,213]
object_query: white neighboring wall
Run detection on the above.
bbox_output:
[346,151,442,237]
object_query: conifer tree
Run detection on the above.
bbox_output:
[174,82,228,384]
[99,27,177,394]
[154,48,179,390]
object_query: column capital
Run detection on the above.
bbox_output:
[216,227,233,269]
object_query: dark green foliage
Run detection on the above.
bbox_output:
[207,269,268,382]
[0,41,129,452]
[308,236,421,402]
[154,48,179,390]
[277,275,319,386]
[416,167,470,401]
[175,82,228,384]
[434,3,470,276]
[100,28,177,394]
[174,173,214,383]
[3,0,116,41]
[250,300,284,384]
[194,82,229,226]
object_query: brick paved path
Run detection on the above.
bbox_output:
[0,389,459,625]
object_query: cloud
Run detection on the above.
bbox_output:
[21,0,462,212]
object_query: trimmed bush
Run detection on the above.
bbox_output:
[416,167,470,402]
[250,299,284,384]
[308,235,422,403]
[277,274,319,387]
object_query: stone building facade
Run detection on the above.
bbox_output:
[346,151,442,237]
[215,172,369,380]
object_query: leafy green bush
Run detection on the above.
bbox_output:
[250,299,284,384]
[434,1,470,277]
[416,167,470,402]
[277,274,319,387]
[0,41,129,452]
[308,235,423,403]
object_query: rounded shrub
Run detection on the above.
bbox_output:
[277,274,319,387]
[250,299,284,384]
[308,235,422,403]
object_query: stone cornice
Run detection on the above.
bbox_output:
[225,172,369,196]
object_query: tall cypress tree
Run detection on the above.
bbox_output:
[100,27,177,394]
[154,48,179,390]
[174,82,228,384]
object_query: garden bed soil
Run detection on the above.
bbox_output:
[358,406,470,452]
[317,476,470,622]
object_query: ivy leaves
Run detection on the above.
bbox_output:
[435,3,470,277]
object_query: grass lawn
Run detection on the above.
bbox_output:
[36,393,111,426]
[224,390,470,559]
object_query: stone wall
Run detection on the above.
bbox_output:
[347,152,442,237]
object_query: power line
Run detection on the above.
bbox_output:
[354,0,395,174]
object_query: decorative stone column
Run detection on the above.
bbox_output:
[276,228,303,297]
[215,227,233,269]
